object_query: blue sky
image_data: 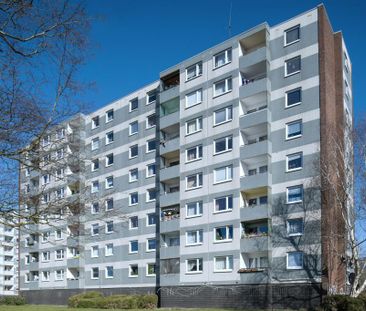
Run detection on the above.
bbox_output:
[82,0,365,119]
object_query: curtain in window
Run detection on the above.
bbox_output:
[215,257,226,270]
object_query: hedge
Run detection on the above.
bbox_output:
[322,294,366,311]
[0,295,26,305]
[68,292,158,309]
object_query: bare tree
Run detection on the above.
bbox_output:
[0,0,91,227]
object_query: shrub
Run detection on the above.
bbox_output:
[0,295,26,305]
[68,291,104,308]
[322,294,366,311]
[75,297,105,309]
[136,294,158,309]
[103,295,138,309]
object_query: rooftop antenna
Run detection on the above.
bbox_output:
[228,1,233,38]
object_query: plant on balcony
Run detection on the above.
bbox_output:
[237,267,265,273]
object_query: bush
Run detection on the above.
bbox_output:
[0,295,26,305]
[68,292,158,309]
[322,295,366,311]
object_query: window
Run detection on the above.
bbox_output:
[186,145,203,162]
[287,252,303,269]
[186,258,203,273]
[129,168,138,182]
[55,249,64,260]
[284,25,300,46]
[213,77,232,97]
[92,116,99,129]
[55,148,64,159]
[146,239,156,252]
[129,192,138,205]
[186,117,202,135]
[105,109,114,123]
[214,136,233,154]
[42,135,50,147]
[286,120,302,139]
[42,251,50,262]
[146,163,156,177]
[286,88,302,107]
[129,144,138,158]
[287,152,303,171]
[214,165,233,184]
[146,140,156,153]
[248,257,269,269]
[147,213,156,226]
[42,271,50,282]
[25,167,30,177]
[105,266,114,278]
[55,229,62,240]
[42,174,51,185]
[106,153,114,166]
[214,226,233,242]
[287,185,303,203]
[56,128,65,140]
[147,91,157,105]
[42,231,50,242]
[186,201,203,218]
[214,106,232,125]
[129,264,138,277]
[105,176,114,189]
[55,269,64,281]
[91,267,99,279]
[214,255,233,272]
[91,202,99,214]
[91,159,99,171]
[287,218,304,236]
[129,216,138,229]
[214,48,232,68]
[91,138,99,151]
[186,230,203,245]
[214,195,233,213]
[106,221,114,233]
[146,189,156,202]
[285,56,301,76]
[129,240,138,253]
[91,245,99,258]
[129,121,139,135]
[105,131,114,144]
[91,224,99,236]
[146,114,156,128]
[146,263,156,276]
[105,198,113,211]
[185,89,202,108]
[186,62,202,81]
[130,98,138,111]
[186,173,203,190]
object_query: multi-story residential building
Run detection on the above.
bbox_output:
[0,224,18,295]
[19,5,353,309]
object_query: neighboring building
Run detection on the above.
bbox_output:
[18,5,353,309]
[0,224,18,295]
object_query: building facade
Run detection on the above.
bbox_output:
[19,5,353,309]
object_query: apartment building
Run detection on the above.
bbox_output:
[0,224,18,296]
[19,5,353,309]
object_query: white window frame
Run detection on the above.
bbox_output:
[105,243,114,257]
[129,168,138,183]
[287,252,304,269]
[146,189,156,202]
[105,220,114,234]
[105,266,114,279]
[213,165,233,184]
[214,106,232,125]
[105,176,114,189]
[213,77,232,97]
[146,91,157,105]
[105,109,114,123]
[284,56,301,77]
[91,116,99,129]
[286,185,303,204]
[287,218,304,236]
[213,48,232,69]
[91,245,99,258]
[214,255,233,272]
[42,271,50,282]
[129,216,138,229]
[214,136,233,154]
[146,263,156,276]
[186,201,203,219]
[41,251,50,262]
[55,269,64,281]
[284,24,300,46]
[55,229,63,240]
[185,89,202,108]
[129,264,139,277]
[185,173,203,190]
[286,152,303,172]
[105,153,114,167]
[105,131,114,145]
[146,238,156,252]
[91,224,99,236]
[129,98,138,112]
[186,258,203,274]
[129,192,138,206]
[105,198,113,211]
[146,213,156,226]
[91,267,99,279]
[129,144,138,159]
[91,159,99,172]
[55,249,65,260]
[129,240,138,254]
[286,120,302,140]
[185,62,202,81]
[285,88,302,108]
[146,114,156,129]
[214,225,233,243]
[91,202,99,214]
[186,230,203,246]
[185,145,203,163]
[91,137,99,151]
[146,139,156,153]
[129,120,139,136]
[185,117,203,135]
[214,195,233,213]
[146,163,156,178]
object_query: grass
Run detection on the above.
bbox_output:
[0,306,245,311]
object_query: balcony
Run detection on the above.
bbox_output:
[240,108,270,130]
[240,76,269,99]
[160,70,180,103]
[160,110,179,130]
[161,205,180,233]
[240,220,269,252]
[240,171,270,191]
[160,164,179,181]
[160,192,179,207]
[160,257,180,285]
[240,139,271,160]
[239,270,270,284]
[240,204,269,222]
[160,124,180,155]
[160,246,180,259]
[239,46,268,71]
[239,28,267,56]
